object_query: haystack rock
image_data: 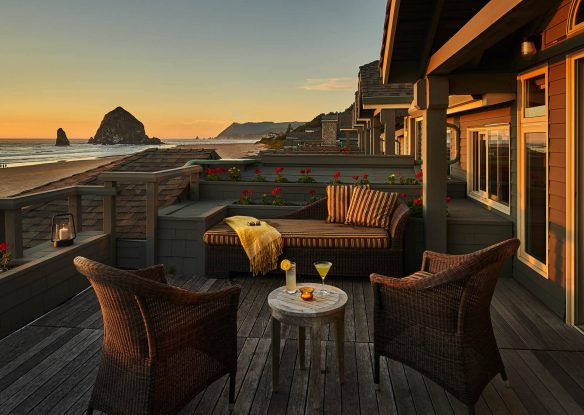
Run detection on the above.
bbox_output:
[88,107,162,145]
[55,128,70,146]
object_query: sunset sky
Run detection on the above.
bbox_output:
[0,0,384,139]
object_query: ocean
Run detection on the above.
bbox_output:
[0,138,258,168]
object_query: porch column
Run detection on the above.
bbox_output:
[408,117,416,158]
[418,77,449,252]
[372,115,382,155]
[381,109,396,155]
[363,122,371,154]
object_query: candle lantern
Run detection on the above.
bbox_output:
[51,214,76,247]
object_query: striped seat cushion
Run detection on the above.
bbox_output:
[204,219,390,249]
[345,188,399,229]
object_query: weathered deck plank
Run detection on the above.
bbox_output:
[0,276,583,414]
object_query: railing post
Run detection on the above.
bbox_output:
[189,170,200,201]
[103,181,117,265]
[68,193,83,233]
[146,181,159,266]
[4,209,23,259]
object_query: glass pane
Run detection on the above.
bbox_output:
[488,129,510,206]
[479,134,486,192]
[524,74,546,118]
[525,132,547,263]
[473,132,479,191]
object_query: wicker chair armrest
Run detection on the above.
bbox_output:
[130,264,167,284]
[370,272,465,333]
[388,201,411,252]
[421,251,471,273]
[278,197,328,220]
[140,284,241,356]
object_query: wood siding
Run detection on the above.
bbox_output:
[543,0,572,47]
[548,61,568,290]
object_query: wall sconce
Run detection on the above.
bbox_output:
[51,214,76,247]
[521,37,538,60]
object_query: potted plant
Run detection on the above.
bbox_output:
[253,167,267,182]
[330,171,342,184]
[274,167,289,183]
[0,242,11,273]
[205,167,222,181]
[227,166,241,181]
[298,168,315,183]
[308,189,319,203]
[272,187,285,205]
[238,188,253,205]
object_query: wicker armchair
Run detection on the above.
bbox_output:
[370,239,520,411]
[74,257,241,415]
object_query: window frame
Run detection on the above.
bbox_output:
[467,125,511,215]
[517,66,549,278]
[568,0,584,36]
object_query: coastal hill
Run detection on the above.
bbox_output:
[216,121,303,140]
[89,107,162,145]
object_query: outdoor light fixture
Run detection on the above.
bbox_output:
[520,37,538,59]
[51,213,76,247]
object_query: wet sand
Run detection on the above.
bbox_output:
[0,142,267,197]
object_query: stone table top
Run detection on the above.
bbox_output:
[268,283,348,319]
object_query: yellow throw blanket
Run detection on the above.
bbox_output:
[224,216,283,276]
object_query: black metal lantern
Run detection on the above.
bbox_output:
[51,213,76,247]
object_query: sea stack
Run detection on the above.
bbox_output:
[88,106,162,145]
[55,128,70,146]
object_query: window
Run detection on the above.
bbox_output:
[518,66,548,276]
[468,126,510,212]
[568,0,584,34]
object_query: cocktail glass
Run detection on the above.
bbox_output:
[313,261,332,295]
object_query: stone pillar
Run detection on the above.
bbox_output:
[372,115,382,155]
[381,109,396,155]
[417,76,449,252]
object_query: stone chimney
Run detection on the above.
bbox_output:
[321,115,338,146]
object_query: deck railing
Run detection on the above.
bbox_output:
[0,185,118,260]
[98,164,202,266]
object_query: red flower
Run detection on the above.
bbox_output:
[306,168,312,174]
[363,173,369,180]
[300,169,306,175]
[242,189,253,196]
[446,196,452,204]
[397,170,401,176]
[0,242,7,251]
[272,187,282,196]
[333,171,341,179]
[352,175,359,181]
[400,192,406,198]
[415,171,423,179]
[255,167,261,175]
[207,167,215,175]
[275,167,284,174]
[309,189,316,196]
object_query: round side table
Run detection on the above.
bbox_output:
[268,283,348,408]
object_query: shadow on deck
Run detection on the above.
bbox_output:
[1,275,584,414]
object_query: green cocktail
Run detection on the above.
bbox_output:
[313,261,332,295]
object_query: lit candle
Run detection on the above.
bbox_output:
[59,225,70,241]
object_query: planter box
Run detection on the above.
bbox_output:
[0,232,111,339]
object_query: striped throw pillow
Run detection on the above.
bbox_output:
[326,185,353,224]
[345,188,399,228]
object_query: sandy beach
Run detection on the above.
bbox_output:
[0,142,266,197]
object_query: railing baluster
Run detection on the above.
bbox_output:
[68,193,83,233]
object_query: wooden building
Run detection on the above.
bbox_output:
[353,60,413,155]
[380,0,584,325]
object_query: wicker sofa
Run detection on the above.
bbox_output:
[203,197,411,278]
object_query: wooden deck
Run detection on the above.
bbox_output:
[1,274,584,414]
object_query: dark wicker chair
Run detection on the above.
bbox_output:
[370,238,520,412]
[74,257,241,415]
[205,197,411,278]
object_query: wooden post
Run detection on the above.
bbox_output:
[68,193,83,233]
[372,115,382,155]
[4,209,23,259]
[146,181,159,266]
[0,210,5,245]
[103,181,117,265]
[419,76,449,252]
[189,171,200,201]
[409,117,416,158]
[381,109,396,155]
